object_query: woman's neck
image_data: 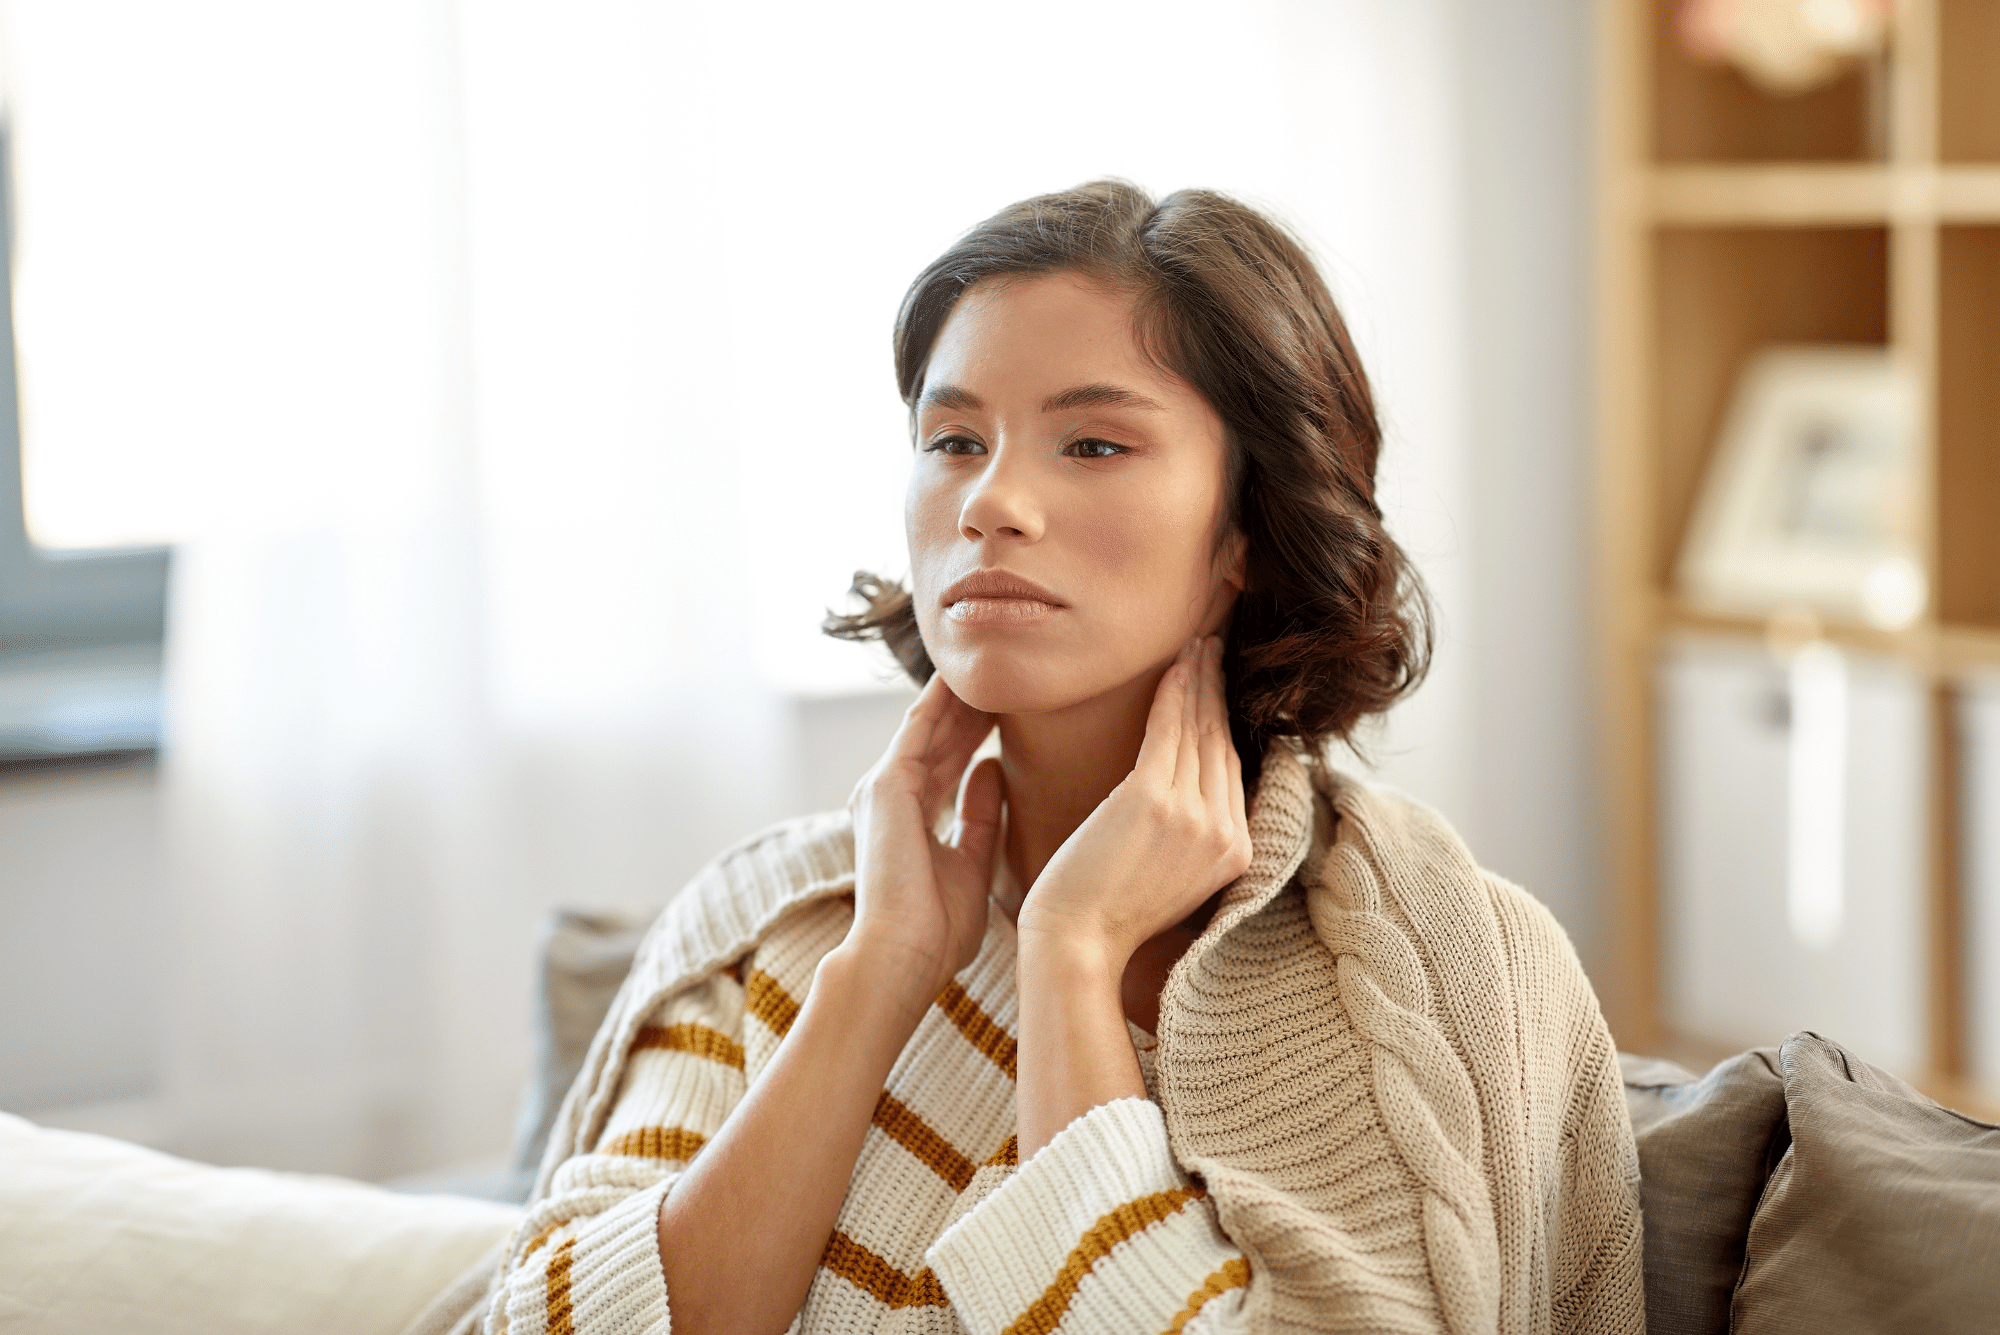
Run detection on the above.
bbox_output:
[996,664,1164,903]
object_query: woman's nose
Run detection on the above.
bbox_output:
[958,449,1045,543]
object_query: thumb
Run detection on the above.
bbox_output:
[952,755,1005,875]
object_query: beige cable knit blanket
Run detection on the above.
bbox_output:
[456,747,1642,1334]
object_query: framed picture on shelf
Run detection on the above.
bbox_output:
[1676,345,1925,630]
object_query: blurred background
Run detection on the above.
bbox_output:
[2,0,1994,1189]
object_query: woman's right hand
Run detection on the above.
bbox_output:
[656,674,1002,1335]
[842,672,1004,1015]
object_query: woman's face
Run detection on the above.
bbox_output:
[907,271,1244,716]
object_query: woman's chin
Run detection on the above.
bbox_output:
[934,655,1110,718]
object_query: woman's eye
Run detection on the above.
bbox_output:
[1064,437,1127,459]
[925,435,986,456]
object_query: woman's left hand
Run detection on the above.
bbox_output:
[1016,635,1252,969]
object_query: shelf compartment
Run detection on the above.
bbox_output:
[1650,226,1891,586]
[1652,0,1885,163]
[1941,0,2000,164]
[1938,226,2000,629]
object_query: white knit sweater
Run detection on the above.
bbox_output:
[475,747,1644,1334]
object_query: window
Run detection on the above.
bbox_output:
[0,125,167,763]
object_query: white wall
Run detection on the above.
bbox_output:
[1451,0,1602,966]
[0,760,162,1113]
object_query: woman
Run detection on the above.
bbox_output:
[482,182,1643,1335]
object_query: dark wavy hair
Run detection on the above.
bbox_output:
[826,180,1430,779]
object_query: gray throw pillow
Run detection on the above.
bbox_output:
[507,908,654,1201]
[1620,1048,1791,1335]
[1731,1032,2000,1335]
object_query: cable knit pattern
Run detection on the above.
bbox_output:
[1306,820,1500,1333]
[1157,751,1643,1333]
[444,746,1641,1335]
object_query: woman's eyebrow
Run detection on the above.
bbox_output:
[1040,383,1165,413]
[918,384,982,411]
[916,382,1166,413]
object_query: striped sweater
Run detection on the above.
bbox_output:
[478,746,1645,1334]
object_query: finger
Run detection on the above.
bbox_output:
[921,686,996,820]
[1176,639,1201,791]
[883,672,959,770]
[1196,637,1231,807]
[951,756,1005,879]
[1226,730,1248,833]
[1134,646,1191,786]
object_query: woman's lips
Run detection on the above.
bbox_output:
[944,596,1062,626]
[939,571,1066,626]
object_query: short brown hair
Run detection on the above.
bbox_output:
[826,180,1430,778]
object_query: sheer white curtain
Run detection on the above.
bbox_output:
[5,0,1472,1176]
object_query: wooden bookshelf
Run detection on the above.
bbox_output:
[1594,0,2000,1118]
[1650,165,2000,223]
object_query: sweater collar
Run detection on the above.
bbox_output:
[1210,741,1320,932]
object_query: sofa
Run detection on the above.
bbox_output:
[4,908,1997,1333]
[1621,1036,2000,1333]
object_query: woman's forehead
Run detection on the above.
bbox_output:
[922,275,1192,411]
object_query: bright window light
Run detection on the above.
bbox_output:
[6,0,1465,703]
[7,2,446,552]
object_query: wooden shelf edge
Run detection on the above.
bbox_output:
[1939,624,2000,673]
[1641,603,2000,674]
[1652,165,1891,223]
[1649,164,2000,224]
[1935,166,2000,220]
[1652,598,1930,659]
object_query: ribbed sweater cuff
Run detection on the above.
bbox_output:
[927,1097,1244,1334]
[504,1178,672,1335]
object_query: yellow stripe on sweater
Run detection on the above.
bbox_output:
[936,980,1017,1079]
[601,1125,707,1162]
[999,1186,1208,1335]
[1164,1257,1251,1332]
[630,1022,745,1070]
[545,1236,577,1335]
[519,1221,565,1264]
[871,1090,977,1192]
[746,968,801,1037]
[819,1228,950,1308]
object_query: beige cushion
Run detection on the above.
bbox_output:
[0,1111,519,1334]
[1731,1032,2000,1335]
[1621,1048,1790,1335]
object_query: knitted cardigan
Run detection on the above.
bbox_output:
[464,746,1644,1334]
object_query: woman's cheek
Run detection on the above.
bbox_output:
[1068,496,1146,572]
[905,495,958,607]
[1075,506,1203,631]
